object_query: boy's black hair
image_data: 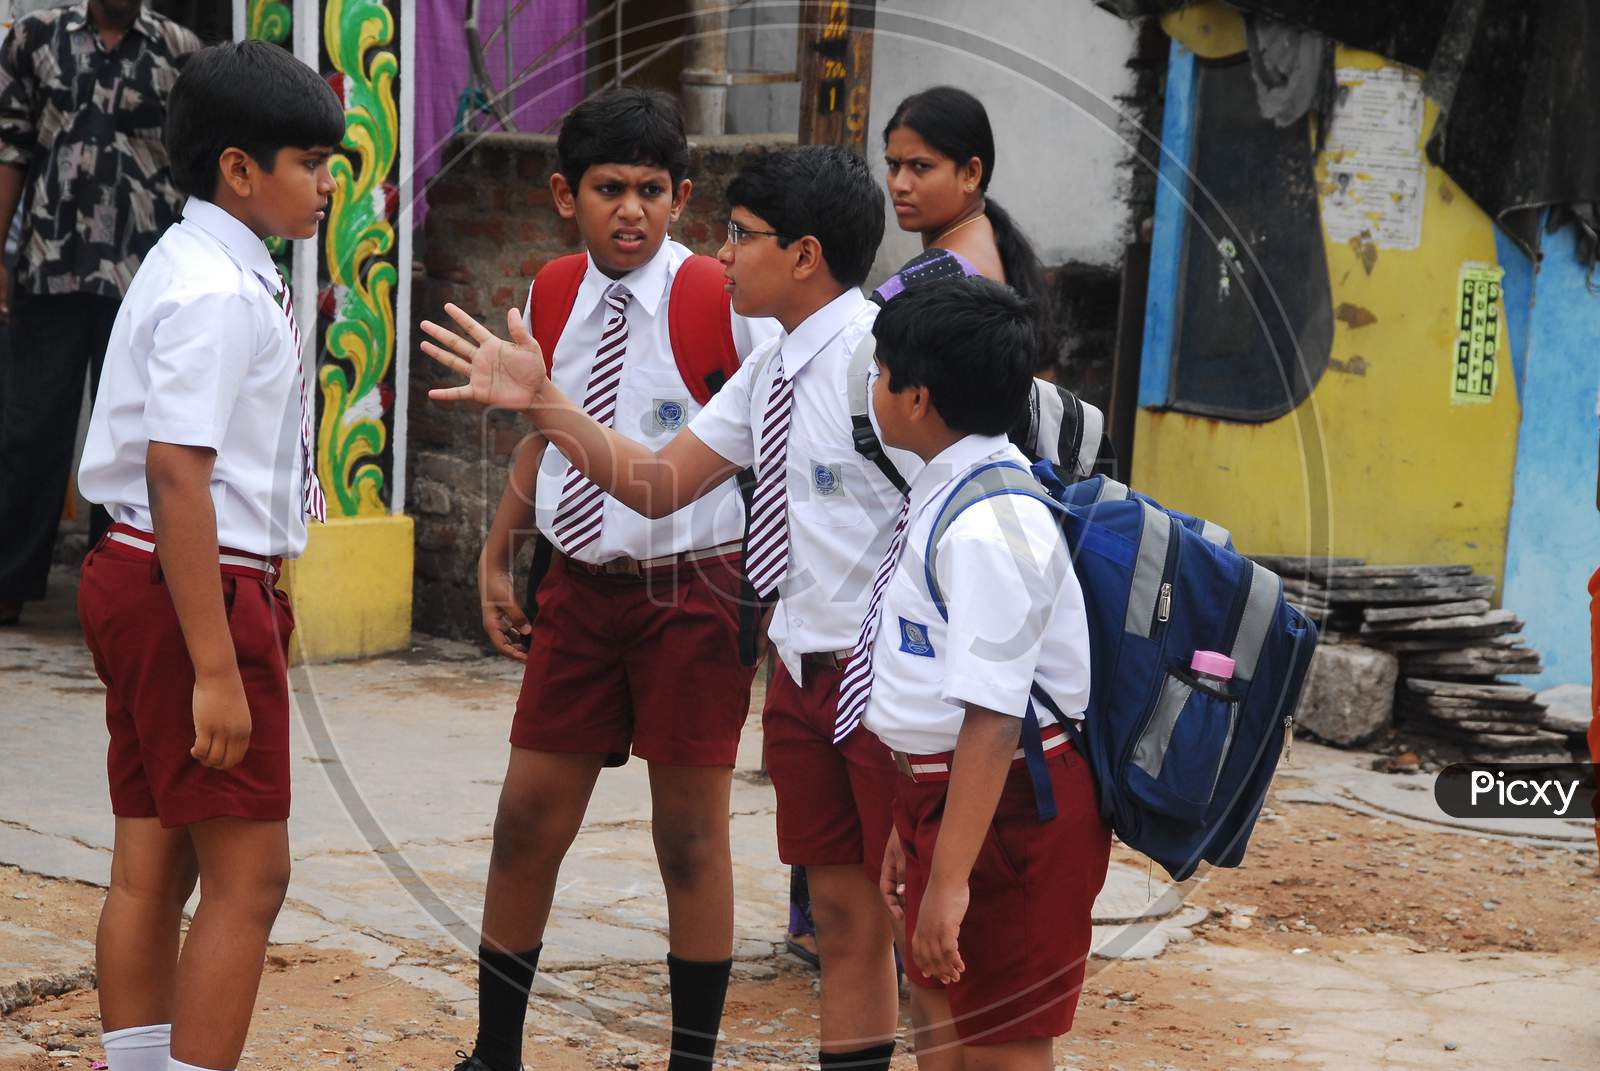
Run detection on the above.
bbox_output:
[873,276,1036,436]
[726,145,884,288]
[556,88,690,189]
[165,41,346,200]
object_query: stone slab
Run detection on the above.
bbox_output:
[1331,583,1497,606]
[1397,697,1548,724]
[1414,717,1547,736]
[0,920,95,1014]
[1422,726,1570,750]
[1538,685,1593,736]
[1403,677,1538,702]
[1399,662,1543,680]
[1247,554,1363,575]
[1362,611,1522,638]
[1362,599,1491,623]
[1379,633,1523,652]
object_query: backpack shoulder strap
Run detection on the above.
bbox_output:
[924,461,1063,621]
[846,335,910,495]
[528,253,587,374]
[667,254,741,405]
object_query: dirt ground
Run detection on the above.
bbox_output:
[4,765,1599,1070]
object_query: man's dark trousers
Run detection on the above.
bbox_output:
[0,290,119,603]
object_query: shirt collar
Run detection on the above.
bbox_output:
[779,288,870,377]
[65,3,154,43]
[180,197,283,294]
[576,239,672,321]
[909,433,1013,517]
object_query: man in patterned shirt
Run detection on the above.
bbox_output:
[0,0,198,624]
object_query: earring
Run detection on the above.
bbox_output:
[966,184,976,193]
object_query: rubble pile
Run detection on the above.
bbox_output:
[1254,555,1572,761]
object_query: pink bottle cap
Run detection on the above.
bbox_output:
[1190,650,1235,679]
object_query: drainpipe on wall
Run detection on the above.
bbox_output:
[681,0,730,135]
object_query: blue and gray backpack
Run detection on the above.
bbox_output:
[924,459,1318,882]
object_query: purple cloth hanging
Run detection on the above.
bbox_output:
[412,0,585,222]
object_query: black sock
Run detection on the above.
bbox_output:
[472,943,541,1071]
[666,953,733,1070]
[819,1041,896,1071]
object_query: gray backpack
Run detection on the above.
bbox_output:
[844,335,1109,493]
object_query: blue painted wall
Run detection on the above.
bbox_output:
[1501,223,1600,689]
[1137,40,1195,408]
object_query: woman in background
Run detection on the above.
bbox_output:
[879,84,1057,369]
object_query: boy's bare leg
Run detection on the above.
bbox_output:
[960,1037,1053,1071]
[647,763,735,959]
[169,817,290,1068]
[649,763,738,1068]
[480,747,606,952]
[906,986,965,1071]
[806,863,898,1052]
[97,817,199,1032]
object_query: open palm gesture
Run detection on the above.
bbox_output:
[420,304,548,410]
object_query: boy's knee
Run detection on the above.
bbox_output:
[490,790,575,869]
[808,889,890,951]
[652,818,726,890]
[112,864,195,909]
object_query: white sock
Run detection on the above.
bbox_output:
[101,1024,170,1071]
[168,1060,231,1071]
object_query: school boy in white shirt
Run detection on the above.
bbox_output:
[422,146,911,1071]
[862,277,1113,1070]
[457,88,778,1071]
[74,42,343,1071]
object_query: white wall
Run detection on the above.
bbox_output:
[866,1,1140,280]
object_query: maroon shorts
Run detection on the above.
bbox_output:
[896,742,1111,1045]
[763,657,897,879]
[511,554,755,767]
[77,529,296,828]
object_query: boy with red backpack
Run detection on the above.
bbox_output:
[453,88,776,1071]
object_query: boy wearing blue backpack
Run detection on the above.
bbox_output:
[861,277,1112,1068]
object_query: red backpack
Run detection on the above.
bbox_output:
[527,252,740,403]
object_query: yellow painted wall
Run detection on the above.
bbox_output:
[280,514,414,664]
[1132,49,1522,587]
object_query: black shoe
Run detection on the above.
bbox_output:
[451,1053,519,1071]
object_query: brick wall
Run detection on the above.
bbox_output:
[408,131,1127,641]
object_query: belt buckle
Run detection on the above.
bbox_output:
[893,751,916,782]
[602,556,641,577]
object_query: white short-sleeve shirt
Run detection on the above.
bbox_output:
[78,197,309,558]
[689,287,922,679]
[862,435,1091,757]
[526,239,779,562]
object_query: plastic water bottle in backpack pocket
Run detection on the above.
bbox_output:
[1126,652,1239,828]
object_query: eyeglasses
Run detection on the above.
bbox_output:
[726,219,790,246]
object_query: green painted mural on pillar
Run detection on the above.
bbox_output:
[318,0,400,517]
[247,0,291,44]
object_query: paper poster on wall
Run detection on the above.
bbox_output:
[1451,262,1503,406]
[1321,66,1426,251]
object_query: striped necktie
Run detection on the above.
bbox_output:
[274,272,326,523]
[743,356,795,597]
[551,283,631,554]
[834,497,912,742]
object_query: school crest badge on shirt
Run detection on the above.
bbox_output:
[811,461,843,498]
[898,617,935,657]
[651,398,688,432]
